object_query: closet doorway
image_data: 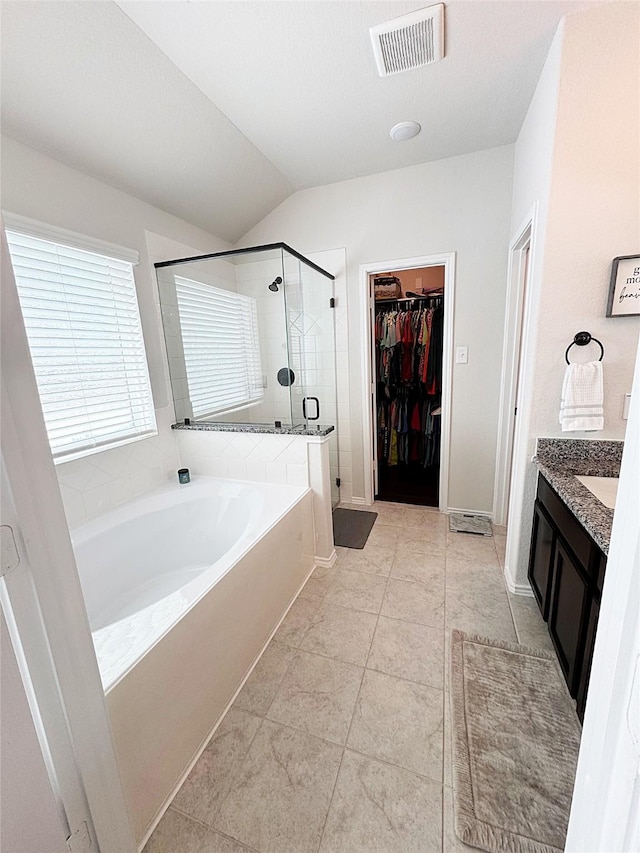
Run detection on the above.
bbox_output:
[361,253,455,510]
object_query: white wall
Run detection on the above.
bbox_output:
[1,136,227,525]
[507,3,640,587]
[504,21,565,590]
[239,145,515,512]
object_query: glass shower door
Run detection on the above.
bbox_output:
[293,257,340,507]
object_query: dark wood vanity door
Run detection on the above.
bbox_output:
[528,502,555,620]
[576,595,600,722]
[548,539,590,697]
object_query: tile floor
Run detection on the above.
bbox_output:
[143,502,554,853]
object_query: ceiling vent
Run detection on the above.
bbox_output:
[370,4,445,77]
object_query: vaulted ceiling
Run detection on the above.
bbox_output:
[1,0,591,241]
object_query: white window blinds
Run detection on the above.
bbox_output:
[6,230,157,461]
[175,276,263,418]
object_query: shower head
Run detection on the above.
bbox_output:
[269,276,282,292]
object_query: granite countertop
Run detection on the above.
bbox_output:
[533,438,624,555]
[171,421,335,437]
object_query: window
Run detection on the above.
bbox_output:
[175,276,263,418]
[6,229,157,461]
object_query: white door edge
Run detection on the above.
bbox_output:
[1,224,136,852]
[493,204,539,528]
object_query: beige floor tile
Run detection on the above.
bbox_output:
[323,569,387,614]
[300,603,377,666]
[494,534,507,566]
[214,720,343,853]
[234,643,295,717]
[298,576,332,604]
[381,577,445,629]
[143,807,208,853]
[395,537,445,558]
[273,598,320,647]
[445,556,505,590]
[376,504,432,529]
[347,670,444,781]
[443,786,478,852]
[334,543,395,576]
[508,592,555,652]
[392,550,446,584]
[446,533,499,566]
[400,525,447,556]
[312,566,337,583]
[173,709,261,826]
[445,585,517,643]
[366,523,401,550]
[319,750,443,853]
[200,829,254,852]
[367,615,444,689]
[267,650,363,744]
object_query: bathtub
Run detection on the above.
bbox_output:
[71,476,315,845]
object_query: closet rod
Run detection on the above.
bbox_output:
[375,294,443,308]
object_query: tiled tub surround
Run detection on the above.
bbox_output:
[175,428,337,563]
[534,438,623,554]
[87,477,315,845]
[56,405,181,527]
[143,503,554,853]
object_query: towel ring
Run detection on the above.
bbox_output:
[565,331,604,365]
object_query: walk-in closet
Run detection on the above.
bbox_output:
[372,266,445,507]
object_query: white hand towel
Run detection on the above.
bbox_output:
[559,360,604,431]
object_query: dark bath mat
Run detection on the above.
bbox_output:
[333,508,378,549]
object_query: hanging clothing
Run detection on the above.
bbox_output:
[374,298,444,470]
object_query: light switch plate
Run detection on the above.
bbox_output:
[456,346,468,364]
[623,393,631,420]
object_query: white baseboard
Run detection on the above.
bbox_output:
[347,496,368,506]
[503,564,534,596]
[315,549,337,568]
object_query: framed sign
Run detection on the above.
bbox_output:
[607,255,640,317]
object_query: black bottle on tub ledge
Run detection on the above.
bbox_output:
[178,468,191,485]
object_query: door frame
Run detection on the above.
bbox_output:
[493,206,538,526]
[1,226,136,852]
[359,252,456,509]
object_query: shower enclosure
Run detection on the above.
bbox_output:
[155,244,340,505]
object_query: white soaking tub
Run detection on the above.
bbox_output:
[71,476,315,845]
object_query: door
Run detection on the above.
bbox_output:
[527,501,555,619]
[1,606,69,853]
[548,538,590,696]
[576,595,600,723]
[506,245,530,522]
[1,225,136,852]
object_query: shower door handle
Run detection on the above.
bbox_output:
[302,397,320,421]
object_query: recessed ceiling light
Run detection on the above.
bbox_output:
[390,121,421,142]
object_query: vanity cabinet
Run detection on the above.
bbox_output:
[528,474,606,721]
